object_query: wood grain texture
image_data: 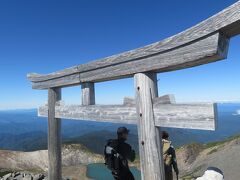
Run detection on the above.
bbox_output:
[38,101,216,130]
[81,82,95,105]
[134,72,165,180]
[32,73,80,89]
[30,32,229,89]
[123,94,176,106]
[48,88,62,180]
[28,1,240,87]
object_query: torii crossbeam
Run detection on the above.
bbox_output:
[28,1,240,180]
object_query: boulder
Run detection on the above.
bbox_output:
[2,173,12,180]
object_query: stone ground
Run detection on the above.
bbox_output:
[62,165,92,180]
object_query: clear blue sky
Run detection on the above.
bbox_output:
[0,0,239,109]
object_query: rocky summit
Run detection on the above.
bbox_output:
[1,172,45,180]
[0,172,72,180]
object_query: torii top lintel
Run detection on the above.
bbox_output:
[28,1,240,89]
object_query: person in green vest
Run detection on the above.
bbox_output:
[162,131,179,180]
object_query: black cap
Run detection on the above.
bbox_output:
[162,131,169,139]
[117,127,130,135]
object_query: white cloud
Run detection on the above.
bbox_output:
[233,109,240,116]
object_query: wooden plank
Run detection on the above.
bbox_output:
[38,101,216,131]
[79,33,229,82]
[123,94,176,106]
[28,1,240,85]
[81,82,95,105]
[32,73,80,89]
[134,72,165,180]
[30,32,229,89]
[48,88,62,180]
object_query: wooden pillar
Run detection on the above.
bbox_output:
[81,82,95,105]
[48,88,62,180]
[134,72,165,180]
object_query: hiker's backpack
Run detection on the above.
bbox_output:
[163,140,173,166]
[104,139,121,173]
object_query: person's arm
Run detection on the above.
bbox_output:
[129,149,135,162]
[171,147,179,175]
[125,144,135,162]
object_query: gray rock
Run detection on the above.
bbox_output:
[1,172,48,180]
[13,174,23,180]
[22,174,32,180]
[62,178,70,180]
[2,173,12,180]
[33,174,44,180]
[13,172,20,177]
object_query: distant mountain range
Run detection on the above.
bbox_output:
[0,103,239,154]
[0,131,47,151]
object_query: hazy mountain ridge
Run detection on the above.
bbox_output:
[0,131,47,151]
[0,129,198,154]
[0,104,240,153]
[66,130,139,154]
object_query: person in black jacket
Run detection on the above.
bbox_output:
[112,127,135,180]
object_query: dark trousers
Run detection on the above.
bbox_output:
[165,165,173,180]
[112,169,135,180]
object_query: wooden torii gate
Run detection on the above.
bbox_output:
[28,2,240,180]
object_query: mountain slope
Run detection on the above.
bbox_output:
[177,135,240,180]
[0,144,103,172]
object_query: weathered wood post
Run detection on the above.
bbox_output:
[134,72,165,180]
[48,88,62,180]
[82,82,95,105]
